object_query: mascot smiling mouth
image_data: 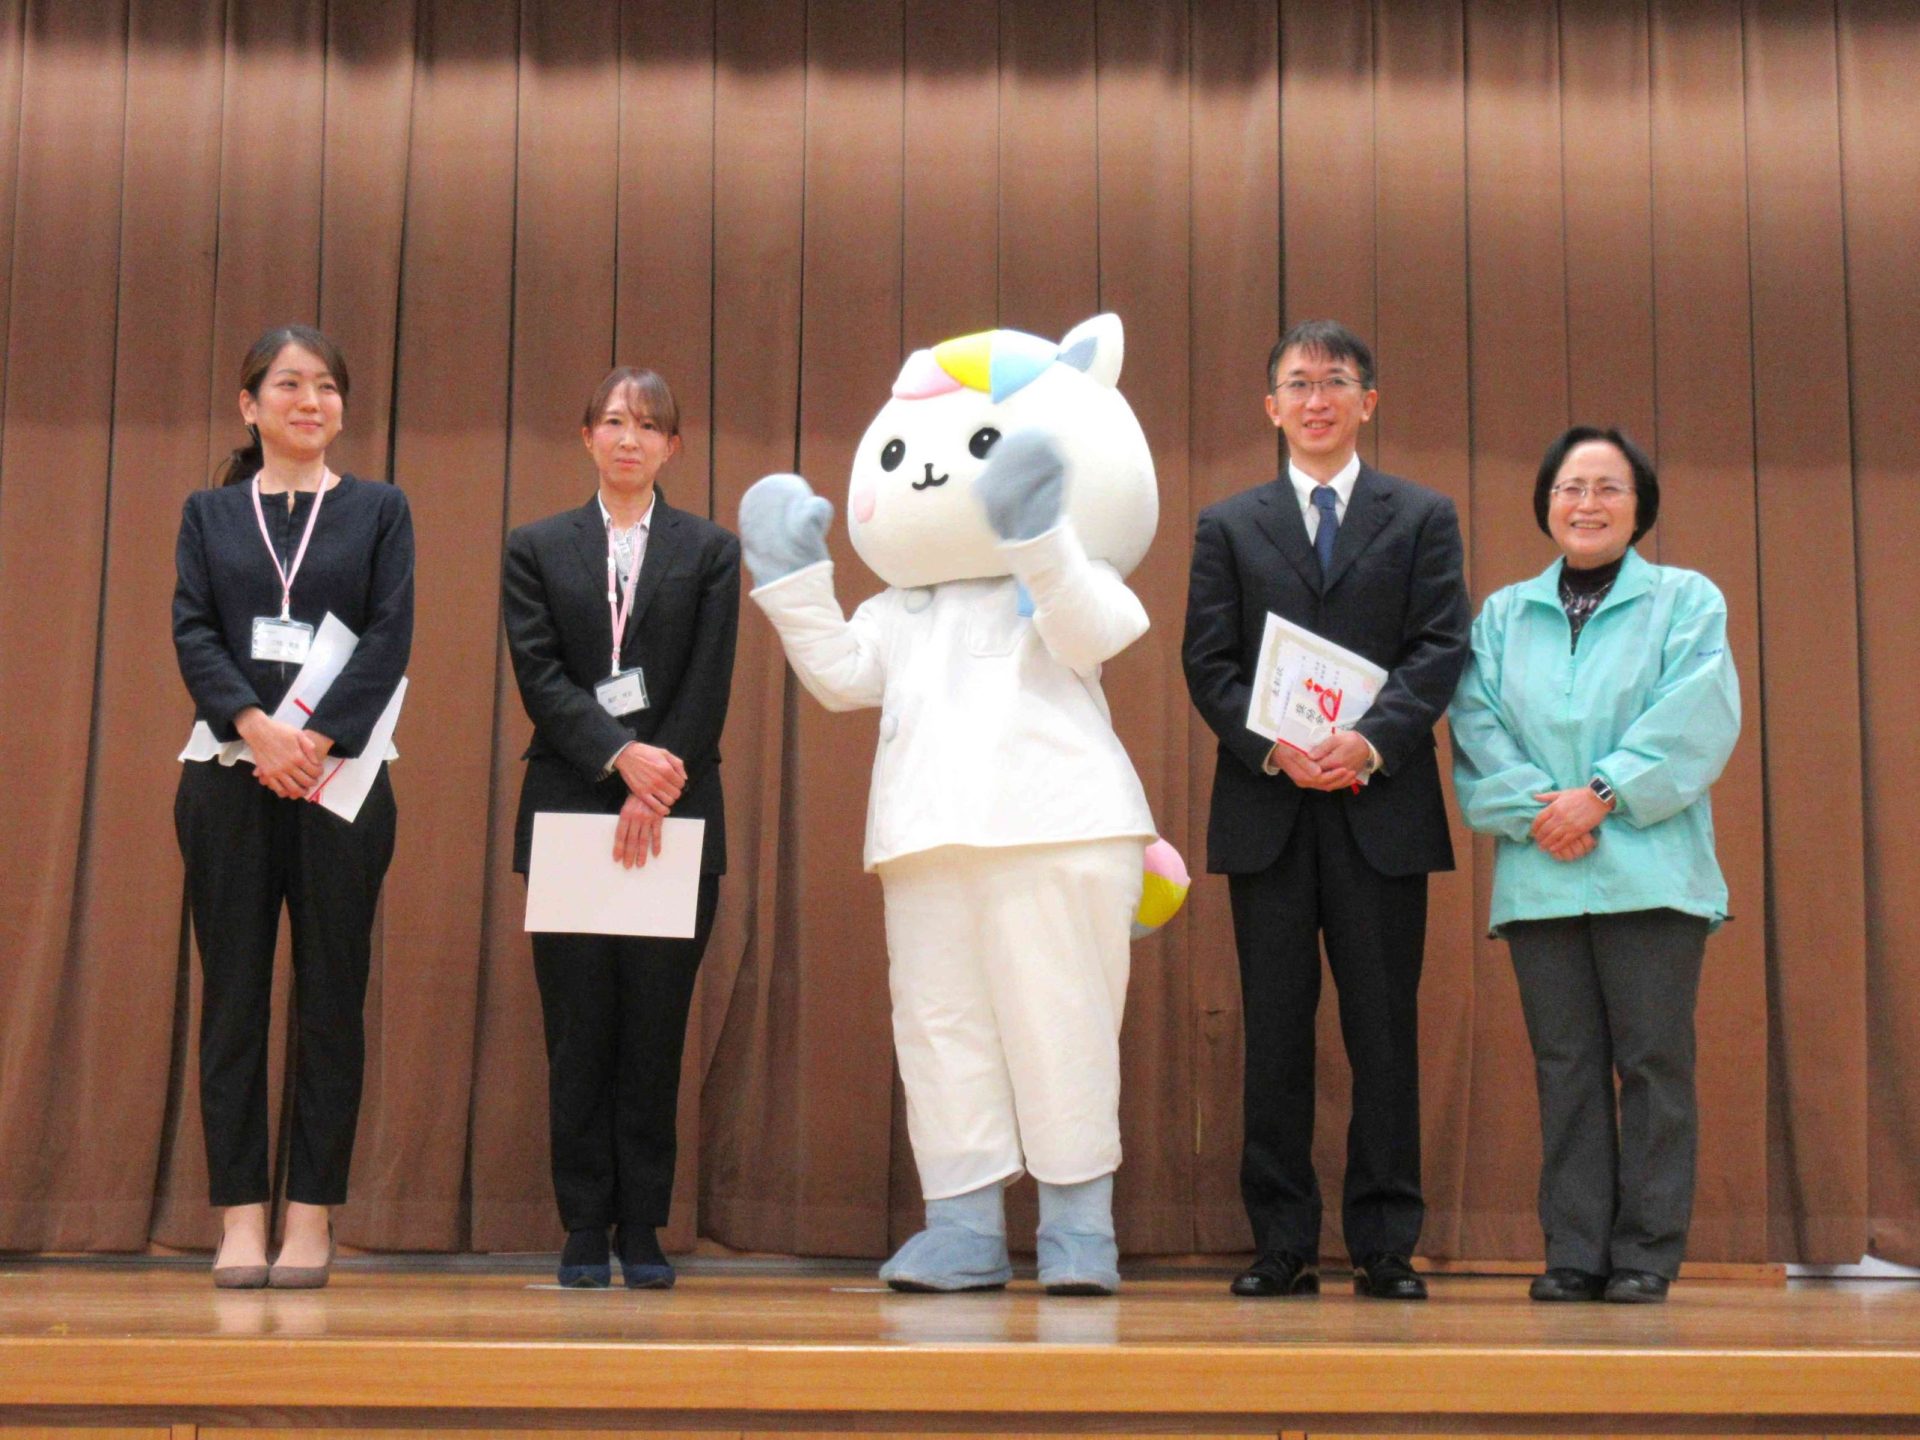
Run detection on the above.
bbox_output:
[912,464,948,491]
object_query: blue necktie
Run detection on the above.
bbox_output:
[1311,485,1340,577]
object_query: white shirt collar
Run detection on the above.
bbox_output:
[597,490,656,535]
[1287,452,1362,513]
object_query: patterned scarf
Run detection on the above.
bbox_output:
[1559,555,1623,649]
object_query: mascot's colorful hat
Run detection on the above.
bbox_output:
[892,327,1107,404]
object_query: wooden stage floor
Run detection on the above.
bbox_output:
[2,1259,1918,1437]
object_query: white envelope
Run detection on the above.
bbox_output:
[524,813,706,939]
[271,613,359,727]
[305,676,407,823]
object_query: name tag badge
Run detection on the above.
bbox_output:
[251,616,315,664]
[595,667,649,717]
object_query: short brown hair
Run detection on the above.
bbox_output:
[582,367,680,436]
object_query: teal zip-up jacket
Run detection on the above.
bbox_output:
[1448,548,1740,934]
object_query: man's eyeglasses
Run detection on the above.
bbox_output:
[1549,481,1634,504]
[1274,376,1366,399]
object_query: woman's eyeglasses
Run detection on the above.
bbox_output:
[1550,481,1634,503]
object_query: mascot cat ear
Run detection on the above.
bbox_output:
[1057,313,1124,389]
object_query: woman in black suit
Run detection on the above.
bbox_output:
[173,323,413,1289]
[501,367,740,1289]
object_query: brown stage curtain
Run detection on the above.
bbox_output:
[0,0,1913,1266]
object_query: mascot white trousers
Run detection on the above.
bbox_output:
[878,837,1144,1200]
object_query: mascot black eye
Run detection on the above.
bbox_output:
[968,427,1001,460]
[880,438,906,471]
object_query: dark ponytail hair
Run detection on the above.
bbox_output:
[218,324,351,486]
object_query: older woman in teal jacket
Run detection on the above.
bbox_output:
[1450,426,1739,1306]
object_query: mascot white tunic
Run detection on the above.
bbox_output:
[740,314,1161,1294]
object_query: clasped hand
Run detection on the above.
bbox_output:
[612,742,687,867]
[1267,729,1370,792]
[236,709,331,799]
[1530,787,1611,861]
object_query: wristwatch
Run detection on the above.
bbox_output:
[1588,775,1616,809]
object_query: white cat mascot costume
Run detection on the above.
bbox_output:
[739,313,1159,1295]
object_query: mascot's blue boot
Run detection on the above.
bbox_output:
[1036,1174,1120,1296]
[880,1183,1013,1293]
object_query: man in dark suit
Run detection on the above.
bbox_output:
[1182,321,1469,1300]
[500,369,740,1288]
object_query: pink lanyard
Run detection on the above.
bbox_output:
[250,474,328,620]
[606,520,641,675]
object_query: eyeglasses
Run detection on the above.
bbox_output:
[1549,481,1635,504]
[1274,376,1366,399]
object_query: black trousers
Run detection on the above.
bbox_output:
[1504,908,1708,1279]
[1227,792,1429,1261]
[530,873,719,1232]
[174,758,396,1207]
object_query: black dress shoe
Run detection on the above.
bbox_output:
[558,1227,611,1288]
[615,1224,675,1290]
[1352,1253,1427,1300]
[1530,1267,1608,1302]
[1604,1268,1670,1304]
[1230,1251,1320,1297]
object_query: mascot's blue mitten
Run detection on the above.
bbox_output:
[878,1182,1013,1293]
[739,472,834,587]
[1036,1174,1120,1296]
[974,430,1066,542]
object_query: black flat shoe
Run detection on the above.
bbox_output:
[1604,1268,1670,1304]
[615,1223,675,1290]
[1353,1253,1428,1300]
[1230,1251,1319,1297]
[1530,1266,1608,1302]
[558,1227,611,1288]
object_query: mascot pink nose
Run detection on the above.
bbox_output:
[852,481,876,524]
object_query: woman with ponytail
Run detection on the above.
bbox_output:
[171,324,414,1289]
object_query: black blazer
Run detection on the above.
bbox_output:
[502,490,741,875]
[173,475,414,756]
[1183,463,1470,878]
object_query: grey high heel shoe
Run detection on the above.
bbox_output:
[212,1259,270,1290]
[267,1225,335,1290]
[212,1222,270,1290]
